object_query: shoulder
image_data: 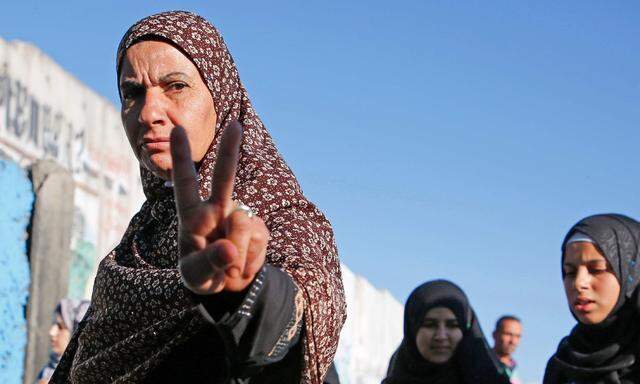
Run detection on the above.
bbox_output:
[542,355,562,384]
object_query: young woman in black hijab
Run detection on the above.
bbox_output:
[383,280,510,384]
[544,214,640,384]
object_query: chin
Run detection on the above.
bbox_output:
[426,355,452,365]
[575,312,605,325]
[142,155,173,180]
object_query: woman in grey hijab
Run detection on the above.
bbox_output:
[544,214,640,384]
[36,299,90,383]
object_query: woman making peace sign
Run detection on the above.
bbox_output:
[51,11,345,384]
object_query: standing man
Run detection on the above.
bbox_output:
[492,315,522,384]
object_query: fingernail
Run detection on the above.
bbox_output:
[227,266,241,278]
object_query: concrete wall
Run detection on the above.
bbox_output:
[336,264,404,384]
[0,36,145,300]
[0,159,34,384]
[23,161,75,384]
[0,36,145,383]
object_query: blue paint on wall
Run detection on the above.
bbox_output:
[0,159,34,384]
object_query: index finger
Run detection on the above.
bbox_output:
[210,120,243,208]
[170,125,202,218]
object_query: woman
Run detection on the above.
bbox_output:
[51,11,345,384]
[383,280,510,384]
[544,214,640,384]
[36,299,90,384]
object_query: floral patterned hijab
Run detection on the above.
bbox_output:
[52,10,345,383]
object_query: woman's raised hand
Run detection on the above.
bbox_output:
[170,121,269,294]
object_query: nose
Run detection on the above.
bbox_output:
[138,88,168,128]
[49,325,58,338]
[573,267,591,292]
[434,324,448,340]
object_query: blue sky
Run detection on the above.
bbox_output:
[2,1,638,382]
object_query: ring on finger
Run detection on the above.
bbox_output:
[233,203,255,218]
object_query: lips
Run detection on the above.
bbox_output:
[574,297,595,312]
[430,345,451,352]
[140,137,170,152]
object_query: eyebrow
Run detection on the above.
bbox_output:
[120,79,143,89]
[423,317,458,322]
[563,260,608,268]
[119,80,144,99]
[159,71,191,83]
[119,72,191,88]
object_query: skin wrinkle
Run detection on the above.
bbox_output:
[119,40,217,181]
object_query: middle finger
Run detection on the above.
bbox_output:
[224,207,253,278]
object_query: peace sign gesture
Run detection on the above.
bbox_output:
[170,121,268,294]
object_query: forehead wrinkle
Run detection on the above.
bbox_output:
[119,54,152,88]
[126,47,198,86]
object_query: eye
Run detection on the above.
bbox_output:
[446,320,459,329]
[121,86,144,101]
[167,82,188,91]
[422,320,437,328]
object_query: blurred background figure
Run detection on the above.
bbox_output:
[492,315,522,384]
[383,280,510,384]
[36,299,90,384]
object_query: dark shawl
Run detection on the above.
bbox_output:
[51,10,345,384]
[383,280,509,384]
[544,214,640,384]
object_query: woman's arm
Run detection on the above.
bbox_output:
[198,264,304,376]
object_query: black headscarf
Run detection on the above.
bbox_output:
[383,280,509,384]
[544,214,640,384]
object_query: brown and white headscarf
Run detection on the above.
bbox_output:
[51,10,345,384]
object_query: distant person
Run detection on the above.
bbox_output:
[383,280,510,384]
[544,214,640,383]
[36,299,90,384]
[492,316,522,384]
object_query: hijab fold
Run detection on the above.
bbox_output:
[383,280,509,384]
[546,214,640,384]
[51,11,345,384]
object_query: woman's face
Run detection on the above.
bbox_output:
[49,314,71,356]
[563,242,621,325]
[415,306,463,364]
[119,40,217,181]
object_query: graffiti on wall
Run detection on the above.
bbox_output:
[0,62,79,172]
[0,159,34,384]
[0,39,144,299]
[68,209,96,299]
